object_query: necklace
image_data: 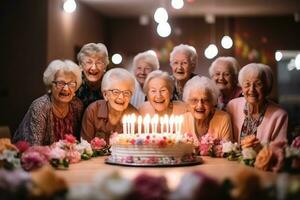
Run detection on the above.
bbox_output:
[52,103,69,118]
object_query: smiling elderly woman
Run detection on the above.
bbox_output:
[13,60,83,145]
[139,70,187,116]
[182,76,233,144]
[227,63,288,145]
[81,68,138,143]
[209,56,242,109]
[76,43,109,108]
[130,50,160,109]
[170,44,198,100]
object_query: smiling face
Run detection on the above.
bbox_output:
[171,52,194,81]
[211,60,235,92]
[241,71,266,105]
[103,80,132,112]
[134,60,153,86]
[187,88,214,122]
[147,77,171,113]
[81,53,106,83]
[51,70,77,104]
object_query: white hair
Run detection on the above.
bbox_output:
[183,76,220,106]
[238,63,273,96]
[101,68,135,93]
[209,56,240,77]
[43,59,82,90]
[77,43,109,66]
[132,50,160,71]
[170,44,198,69]
[143,70,174,98]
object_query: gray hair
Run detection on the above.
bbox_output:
[238,63,273,96]
[170,44,198,69]
[132,50,160,71]
[77,43,109,66]
[143,70,174,97]
[101,68,135,94]
[209,56,240,77]
[183,76,220,106]
[43,59,82,90]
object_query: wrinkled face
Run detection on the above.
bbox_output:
[147,77,171,113]
[171,52,193,81]
[104,80,132,112]
[212,61,235,92]
[187,89,214,121]
[81,53,106,83]
[241,71,266,105]
[51,70,77,104]
[134,60,153,86]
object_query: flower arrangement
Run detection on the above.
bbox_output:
[222,141,241,160]
[90,137,110,157]
[76,138,93,160]
[239,147,257,166]
[0,139,21,170]
[198,134,224,157]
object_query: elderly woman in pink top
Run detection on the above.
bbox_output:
[227,63,288,146]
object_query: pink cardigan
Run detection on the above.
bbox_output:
[226,97,288,144]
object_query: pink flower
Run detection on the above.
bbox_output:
[292,136,300,150]
[15,140,30,153]
[64,134,77,144]
[21,151,48,171]
[199,143,212,156]
[49,147,66,160]
[91,137,106,150]
[66,150,81,163]
[158,140,167,148]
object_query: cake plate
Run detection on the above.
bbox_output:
[105,156,203,167]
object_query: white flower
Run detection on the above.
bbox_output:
[76,139,93,156]
[49,147,66,160]
[242,147,257,160]
[93,171,132,200]
[0,150,18,162]
[285,147,300,158]
[170,172,201,200]
[222,141,234,153]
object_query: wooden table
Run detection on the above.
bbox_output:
[55,156,277,189]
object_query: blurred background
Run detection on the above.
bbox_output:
[1,0,300,137]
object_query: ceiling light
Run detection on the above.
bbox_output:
[154,7,168,23]
[112,53,122,64]
[157,22,171,38]
[171,0,184,10]
[63,0,76,13]
[295,54,300,70]
[204,44,218,59]
[221,35,233,49]
[275,51,283,62]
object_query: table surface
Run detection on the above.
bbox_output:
[55,156,277,189]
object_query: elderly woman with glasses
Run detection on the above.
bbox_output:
[13,60,83,145]
[81,68,138,143]
[139,70,187,116]
[170,44,198,100]
[182,76,233,144]
[209,56,242,110]
[227,63,288,146]
[130,50,160,109]
[76,43,109,108]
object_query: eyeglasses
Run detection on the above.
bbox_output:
[171,60,189,67]
[188,98,211,106]
[52,81,77,90]
[83,59,105,68]
[108,89,132,98]
[213,72,232,78]
[242,81,264,89]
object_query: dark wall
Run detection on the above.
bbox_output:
[0,0,48,133]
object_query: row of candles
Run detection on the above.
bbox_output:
[122,114,184,135]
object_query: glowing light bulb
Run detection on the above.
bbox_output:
[275,51,283,62]
[171,0,184,9]
[112,53,122,64]
[221,35,233,49]
[295,54,300,70]
[204,44,218,59]
[63,0,76,13]
[157,22,171,38]
[154,7,168,23]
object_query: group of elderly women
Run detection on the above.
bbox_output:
[13,42,288,150]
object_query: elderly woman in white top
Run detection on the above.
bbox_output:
[76,43,109,108]
[81,68,139,143]
[139,70,187,116]
[209,56,242,110]
[170,44,198,100]
[130,50,160,109]
[182,76,233,144]
[13,60,83,145]
[227,63,288,146]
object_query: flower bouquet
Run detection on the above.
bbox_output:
[48,146,69,169]
[91,137,110,157]
[199,134,224,157]
[0,139,21,170]
[222,141,241,161]
[239,147,257,166]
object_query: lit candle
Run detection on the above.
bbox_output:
[122,115,127,134]
[153,114,159,134]
[151,117,155,134]
[164,115,169,134]
[178,115,183,135]
[160,116,164,133]
[169,115,174,134]
[175,115,179,134]
[131,114,136,134]
[138,115,142,134]
[143,114,151,134]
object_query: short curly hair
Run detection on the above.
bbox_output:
[77,43,109,66]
